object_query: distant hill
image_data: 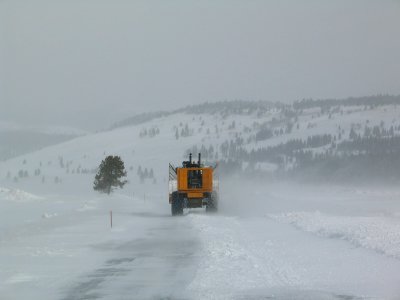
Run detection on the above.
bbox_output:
[109,100,284,130]
[0,130,80,161]
[293,94,400,110]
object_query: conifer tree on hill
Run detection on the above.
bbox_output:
[93,156,127,194]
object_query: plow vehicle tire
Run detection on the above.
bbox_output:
[171,192,183,216]
[206,192,218,213]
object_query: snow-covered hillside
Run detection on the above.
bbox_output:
[2,99,400,195]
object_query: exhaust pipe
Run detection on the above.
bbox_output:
[189,153,192,164]
[198,153,201,166]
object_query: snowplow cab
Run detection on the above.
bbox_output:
[169,153,218,215]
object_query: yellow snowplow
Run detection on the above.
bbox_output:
[169,153,218,216]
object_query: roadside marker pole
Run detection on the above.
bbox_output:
[110,210,113,228]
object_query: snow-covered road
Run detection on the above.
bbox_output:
[62,211,199,300]
[2,183,400,299]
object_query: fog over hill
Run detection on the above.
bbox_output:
[3,1,400,130]
[0,123,87,162]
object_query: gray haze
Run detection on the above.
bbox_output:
[1,0,400,130]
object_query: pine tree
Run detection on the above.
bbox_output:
[349,127,357,139]
[93,156,128,195]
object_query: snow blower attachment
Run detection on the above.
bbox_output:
[169,153,219,216]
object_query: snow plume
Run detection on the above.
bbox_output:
[270,211,400,260]
[0,187,43,202]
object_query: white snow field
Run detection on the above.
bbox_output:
[1,107,400,299]
[2,182,400,300]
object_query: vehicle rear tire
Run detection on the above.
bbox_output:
[206,192,218,213]
[171,192,183,216]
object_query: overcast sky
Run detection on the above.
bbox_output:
[1,0,400,130]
